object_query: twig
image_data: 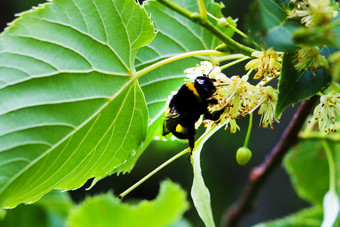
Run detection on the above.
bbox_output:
[224,96,319,227]
[157,0,256,57]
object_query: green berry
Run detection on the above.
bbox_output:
[218,18,228,27]
[236,147,252,166]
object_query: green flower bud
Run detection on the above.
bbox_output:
[236,147,252,166]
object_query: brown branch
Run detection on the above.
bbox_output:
[224,96,319,227]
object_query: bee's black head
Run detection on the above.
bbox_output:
[194,76,216,99]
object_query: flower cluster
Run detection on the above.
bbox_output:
[295,46,329,72]
[245,49,282,82]
[313,91,340,133]
[184,62,279,133]
[287,0,339,27]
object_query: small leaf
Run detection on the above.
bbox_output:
[246,0,299,51]
[253,206,323,227]
[275,52,331,119]
[67,180,189,227]
[191,143,215,227]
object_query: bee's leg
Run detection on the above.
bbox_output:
[207,98,218,105]
[187,127,195,160]
[204,107,225,121]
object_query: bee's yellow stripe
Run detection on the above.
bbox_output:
[185,82,200,98]
[176,124,187,134]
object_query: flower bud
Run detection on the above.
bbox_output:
[217,18,228,27]
[236,147,252,166]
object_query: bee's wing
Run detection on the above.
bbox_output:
[162,106,181,136]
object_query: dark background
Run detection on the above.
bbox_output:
[0,0,309,226]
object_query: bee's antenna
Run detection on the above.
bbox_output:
[203,65,219,77]
[216,83,229,87]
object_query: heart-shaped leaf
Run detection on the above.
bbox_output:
[0,0,155,208]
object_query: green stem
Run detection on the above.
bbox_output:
[157,0,256,57]
[119,147,190,199]
[197,0,207,23]
[206,12,260,50]
[322,140,336,192]
[134,50,226,80]
[243,114,253,148]
[227,23,247,38]
[214,53,245,63]
[226,23,260,49]
[119,123,223,199]
[220,56,250,70]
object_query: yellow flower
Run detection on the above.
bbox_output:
[204,74,253,133]
[287,0,338,27]
[256,86,278,129]
[314,91,340,133]
[245,49,282,82]
[212,75,251,119]
[225,118,240,134]
[295,46,328,72]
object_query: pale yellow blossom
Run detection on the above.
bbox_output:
[245,49,282,82]
[295,46,328,72]
[287,0,338,27]
[313,91,340,133]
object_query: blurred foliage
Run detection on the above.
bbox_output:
[1,0,331,226]
[68,180,189,227]
[0,190,73,227]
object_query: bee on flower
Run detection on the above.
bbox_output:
[287,0,339,27]
[208,74,253,133]
[184,61,222,81]
[313,91,340,133]
[166,61,280,141]
[245,48,282,82]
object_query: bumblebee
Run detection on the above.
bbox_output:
[162,74,224,152]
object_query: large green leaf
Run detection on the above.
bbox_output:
[275,51,331,118]
[284,141,329,205]
[67,180,189,227]
[116,0,236,173]
[0,0,155,208]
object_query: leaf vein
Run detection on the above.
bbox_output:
[32,16,129,70]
